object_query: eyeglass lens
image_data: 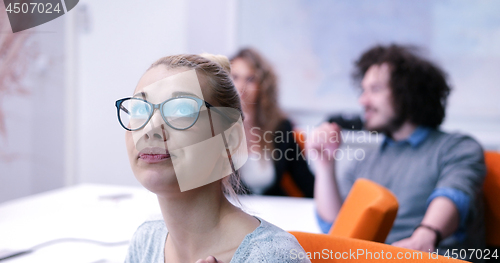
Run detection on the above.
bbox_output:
[119,98,200,130]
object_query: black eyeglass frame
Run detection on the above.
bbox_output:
[115,96,231,131]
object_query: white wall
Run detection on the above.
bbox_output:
[0,17,66,202]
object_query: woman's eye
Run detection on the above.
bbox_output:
[131,104,150,118]
[164,98,199,119]
[174,104,196,116]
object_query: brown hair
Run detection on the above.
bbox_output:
[230,48,286,150]
[148,54,246,199]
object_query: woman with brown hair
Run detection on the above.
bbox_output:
[230,48,315,197]
[119,53,309,263]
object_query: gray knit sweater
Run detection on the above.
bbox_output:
[124,217,311,263]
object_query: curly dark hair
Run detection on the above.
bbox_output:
[353,44,451,129]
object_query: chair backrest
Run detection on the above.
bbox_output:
[294,128,306,150]
[329,178,398,243]
[279,128,308,198]
[289,231,466,262]
[484,151,500,247]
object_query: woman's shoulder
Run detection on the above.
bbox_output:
[231,218,310,262]
[135,219,167,237]
[273,118,295,148]
[274,118,293,133]
[124,219,167,263]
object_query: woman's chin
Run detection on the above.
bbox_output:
[134,166,180,194]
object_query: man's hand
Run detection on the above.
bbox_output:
[392,226,437,252]
[305,122,342,165]
[308,122,344,222]
[195,255,223,263]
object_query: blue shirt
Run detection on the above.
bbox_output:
[381,126,431,150]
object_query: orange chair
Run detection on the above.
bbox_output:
[280,128,309,197]
[294,128,307,150]
[290,231,466,262]
[280,172,305,197]
[328,179,399,243]
[484,151,500,247]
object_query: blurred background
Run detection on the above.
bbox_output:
[1,0,499,203]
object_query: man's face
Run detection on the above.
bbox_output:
[358,63,398,132]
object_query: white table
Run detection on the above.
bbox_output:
[0,184,320,263]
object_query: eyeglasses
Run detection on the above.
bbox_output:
[115,96,227,131]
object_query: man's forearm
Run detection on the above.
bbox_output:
[392,196,460,251]
[314,161,343,222]
[420,197,460,240]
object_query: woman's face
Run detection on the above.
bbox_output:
[125,66,230,194]
[231,58,259,109]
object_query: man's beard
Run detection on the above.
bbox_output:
[365,111,406,137]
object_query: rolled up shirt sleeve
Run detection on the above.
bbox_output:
[435,134,486,220]
[315,209,334,234]
[426,187,470,227]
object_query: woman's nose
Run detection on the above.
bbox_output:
[143,110,168,141]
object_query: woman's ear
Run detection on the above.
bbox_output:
[221,121,248,170]
[222,122,243,156]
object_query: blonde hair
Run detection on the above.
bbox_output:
[148,54,247,200]
[200,53,231,73]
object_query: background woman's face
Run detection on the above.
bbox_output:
[231,58,259,109]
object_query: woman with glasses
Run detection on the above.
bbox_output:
[118,54,309,263]
[230,48,315,197]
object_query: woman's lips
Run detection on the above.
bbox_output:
[139,153,171,163]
